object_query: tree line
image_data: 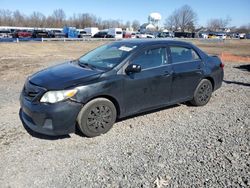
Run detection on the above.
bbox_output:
[0,9,141,30]
[0,6,249,33]
[164,5,250,33]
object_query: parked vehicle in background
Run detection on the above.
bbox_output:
[216,33,226,40]
[19,39,224,137]
[0,30,12,38]
[13,30,32,38]
[93,31,110,38]
[174,32,195,38]
[50,30,66,38]
[157,31,174,38]
[208,33,216,39]
[78,31,92,38]
[32,30,51,38]
[131,32,137,38]
[136,32,155,38]
[63,27,79,38]
[84,27,99,37]
[108,28,123,39]
[123,31,132,38]
[239,33,246,39]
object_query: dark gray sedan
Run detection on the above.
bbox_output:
[20,39,224,137]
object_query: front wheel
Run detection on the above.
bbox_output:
[190,79,213,106]
[77,98,117,137]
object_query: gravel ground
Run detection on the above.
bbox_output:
[0,43,249,187]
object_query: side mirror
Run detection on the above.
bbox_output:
[125,64,141,74]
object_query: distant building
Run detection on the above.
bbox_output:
[140,23,156,33]
[140,12,161,32]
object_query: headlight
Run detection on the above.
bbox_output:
[40,89,78,103]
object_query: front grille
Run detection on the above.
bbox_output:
[23,80,46,102]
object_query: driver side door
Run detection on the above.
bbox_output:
[122,46,173,116]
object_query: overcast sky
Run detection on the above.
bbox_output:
[1,0,250,27]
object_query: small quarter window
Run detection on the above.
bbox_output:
[170,46,200,63]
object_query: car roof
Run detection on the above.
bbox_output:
[114,39,193,47]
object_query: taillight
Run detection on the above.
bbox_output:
[220,63,224,69]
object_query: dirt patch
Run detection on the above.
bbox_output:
[220,52,250,63]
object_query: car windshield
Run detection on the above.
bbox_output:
[78,43,137,70]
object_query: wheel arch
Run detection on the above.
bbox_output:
[85,95,121,118]
[204,76,215,91]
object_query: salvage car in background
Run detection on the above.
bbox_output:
[0,29,12,38]
[50,30,66,38]
[78,31,91,38]
[136,32,155,38]
[92,31,110,38]
[32,30,51,38]
[13,30,32,38]
[20,39,224,137]
[157,31,174,38]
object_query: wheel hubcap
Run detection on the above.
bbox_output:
[87,105,112,132]
[197,83,211,103]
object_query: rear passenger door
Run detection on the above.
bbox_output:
[169,45,203,102]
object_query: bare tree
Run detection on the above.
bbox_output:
[50,9,66,27]
[236,23,250,33]
[165,5,197,32]
[178,5,197,32]
[132,20,140,31]
[207,17,231,31]
[125,21,131,29]
[0,9,13,26]
[29,12,46,27]
[12,10,26,26]
[164,15,176,31]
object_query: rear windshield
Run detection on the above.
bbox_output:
[116,31,122,34]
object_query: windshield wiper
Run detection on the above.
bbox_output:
[82,63,97,70]
[78,61,97,70]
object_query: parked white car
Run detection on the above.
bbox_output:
[136,33,155,39]
[239,33,246,39]
[84,27,99,37]
[131,32,137,39]
[108,28,123,39]
[217,34,226,40]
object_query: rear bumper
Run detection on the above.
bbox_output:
[213,68,224,91]
[20,94,82,136]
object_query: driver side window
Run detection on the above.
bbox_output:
[131,47,167,70]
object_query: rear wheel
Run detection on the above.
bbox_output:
[190,79,213,106]
[77,98,117,137]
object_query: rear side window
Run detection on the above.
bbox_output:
[170,46,200,63]
[131,47,167,70]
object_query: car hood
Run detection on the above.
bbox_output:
[29,61,104,90]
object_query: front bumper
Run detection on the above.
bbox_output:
[20,94,82,136]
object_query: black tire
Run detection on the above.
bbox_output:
[190,79,213,106]
[77,98,117,137]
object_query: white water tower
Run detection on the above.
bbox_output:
[148,13,162,28]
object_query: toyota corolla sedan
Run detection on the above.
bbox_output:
[20,40,224,137]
